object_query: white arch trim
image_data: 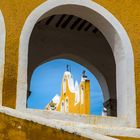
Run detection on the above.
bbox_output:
[17,0,136,127]
[0,11,5,106]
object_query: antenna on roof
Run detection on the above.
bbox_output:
[66,64,71,72]
[82,70,87,78]
[69,65,71,72]
[66,65,69,71]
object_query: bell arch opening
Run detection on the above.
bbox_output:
[17,0,136,127]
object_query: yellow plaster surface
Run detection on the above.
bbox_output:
[0,0,46,108]
[56,74,90,115]
[0,0,140,129]
[93,0,140,127]
[0,112,91,140]
[114,137,140,140]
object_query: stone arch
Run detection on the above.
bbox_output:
[0,10,6,106]
[17,0,136,127]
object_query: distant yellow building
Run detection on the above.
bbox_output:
[57,70,90,115]
[46,69,90,115]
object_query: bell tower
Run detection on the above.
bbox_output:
[80,71,90,114]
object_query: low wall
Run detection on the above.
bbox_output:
[0,112,90,140]
[0,107,118,140]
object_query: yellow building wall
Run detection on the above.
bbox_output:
[0,112,90,140]
[80,81,90,115]
[56,78,90,115]
[0,112,139,140]
[0,0,46,108]
[114,137,140,140]
[0,0,140,128]
[56,79,80,114]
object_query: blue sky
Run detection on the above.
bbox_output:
[27,59,103,115]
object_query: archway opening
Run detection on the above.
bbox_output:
[17,0,136,127]
[27,59,104,116]
[27,14,116,116]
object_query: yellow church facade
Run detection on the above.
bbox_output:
[0,0,140,139]
[56,71,90,115]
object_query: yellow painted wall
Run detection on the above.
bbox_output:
[114,137,140,140]
[0,112,90,140]
[0,0,140,128]
[56,76,90,115]
[1,112,139,140]
[56,78,80,113]
[0,0,46,108]
[79,81,90,115]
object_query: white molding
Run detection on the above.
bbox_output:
[0,11,5,106]
[17,0,136,127]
